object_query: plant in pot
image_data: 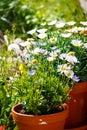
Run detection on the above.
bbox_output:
[5,23,80,130]
[63,21,87,129]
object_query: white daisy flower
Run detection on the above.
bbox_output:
[41,22,46,26]
[61,33,72,38]
[67,21,76,26]
[14,38,23,45]
[32,47,41,55]
[40,42,47,46]
[47,56,55,62]
[64,70,74,78]
[27,28,36,35]
[57,64,71,74]
[4,35,9,45]
[71,40,82,47]
[49,51,58,58]
[80,21,87,26]
[37,33,47,39]
[54,49,60,54]
[70,27,78,33]
[78,27,85,31]
[55,22,65,28]
[37,28,47,33]
[50,46,57,50]
[66,55,79,64]
[19,41,31,47]
[49,37,57,43]
[83,43,87,49]
[48,20,57,25]
[8,44,21,54]
[59,53,68,60]
[84,27,87,31]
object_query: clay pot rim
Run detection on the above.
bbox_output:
[12,103,69,118]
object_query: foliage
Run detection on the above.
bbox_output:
[0,0,86,37]
[2,20,87,117]
[0,1,87,126]
[0,52,17,129]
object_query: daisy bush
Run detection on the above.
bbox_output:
[1,20,87,116]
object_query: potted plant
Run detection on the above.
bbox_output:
[63,21,87,129]
[4,21,80,130]
[2,20,87,130]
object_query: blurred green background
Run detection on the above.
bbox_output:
[0,0,86,36]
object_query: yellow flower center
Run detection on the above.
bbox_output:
[53,52,58,57]
[68,51,75,56]
[50,37,57,43]
[32,59,38,65]
[62,66,67,71]
[74,42,79,46]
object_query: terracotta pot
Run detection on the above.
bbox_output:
[12,104,69,130]
[65,82,87,129]
[0,126,6,130]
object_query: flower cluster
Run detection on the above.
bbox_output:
[3,20,87,115]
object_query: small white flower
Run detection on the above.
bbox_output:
[50,46,57,50]
[61,33,72,38]
[19,41,31,47]
[49,37,57,43]
[57,64,71,74]
[84,27,87,31]
[37,28,47,33]
[66,55,79,64]
[59,53,68,60]
[66,27,78,33]
[55,22,65,28]
[14,38,23,45]
[4,35,9,45]
[64,70,74,78]
[47,57,55,62]
[8,44,21,54]
[48,20,57,25]
[37,33,47,39]
[40,42,47,46]
[41,22,46,26]
[70,27,78,33]
[67,21,76,26]
[83,43,87,49]
[71,40,82,47]
[54,49,60,54]
[27,28,36,35]
[44,50,49,55]
[80,21,87,26]
[32,47,41,55]
[78,27,85,31]
[49,51,58,58]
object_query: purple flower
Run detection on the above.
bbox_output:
[71,75,80,82]
[28,70,36,75]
